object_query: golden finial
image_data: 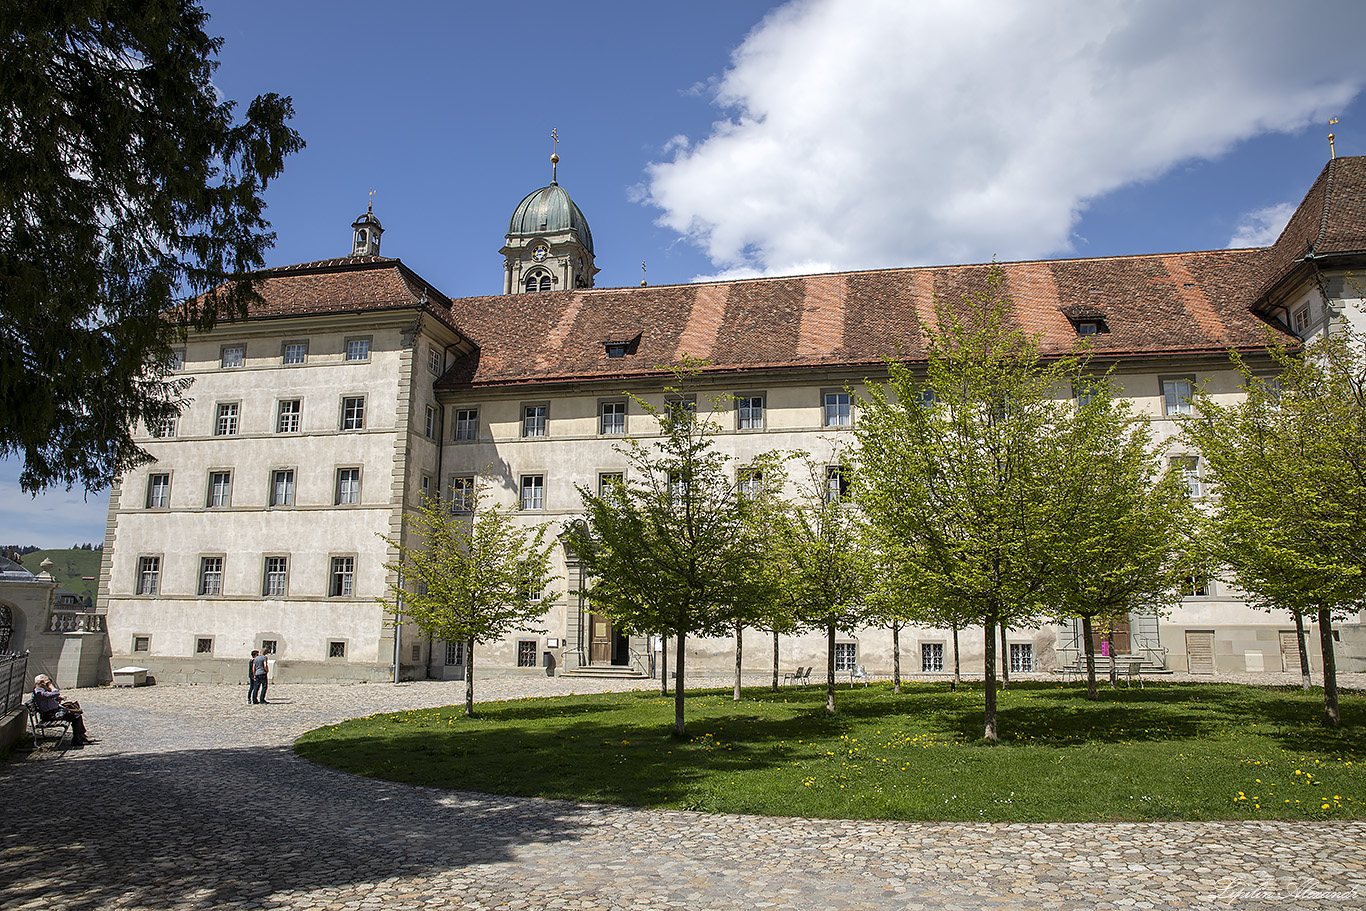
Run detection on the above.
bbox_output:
[1329,119,1339,159]
[641,261,647,287]
[367,188,375,214]
[550,128,560,183]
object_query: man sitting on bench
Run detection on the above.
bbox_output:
[32,675,94,747]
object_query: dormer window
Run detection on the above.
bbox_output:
[603,334,640,359]
[606,343,627,358]
[1077,321,1099,336]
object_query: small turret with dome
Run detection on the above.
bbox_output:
[352,193,383,257]
[500,131,598,294]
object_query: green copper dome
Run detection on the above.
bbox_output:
[507,183,594,255]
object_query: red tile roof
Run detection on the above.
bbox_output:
[1260,156,1366,300]
[437,248,1284,389]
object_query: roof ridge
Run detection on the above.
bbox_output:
[1312,156,1340,254]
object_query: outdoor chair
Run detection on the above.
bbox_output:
[849,664,869,687]
[1122,659,1144,688]
[782,666,808,685]
[28,702,72,751]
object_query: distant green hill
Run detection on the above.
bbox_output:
[24,549,102,607]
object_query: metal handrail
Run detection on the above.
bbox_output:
[1,651,29,716]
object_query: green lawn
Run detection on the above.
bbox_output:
[294,680,1364,822]
[26,548,102,605]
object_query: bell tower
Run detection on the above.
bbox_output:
[500,133,597,294]
[351,194,383,256]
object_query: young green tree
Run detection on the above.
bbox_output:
[380,486,557,717]
[568,364,778,736]
[772,457,873,713]
[1,0,304,492]
[1045,377,1194,698]
[855,266,1079,741]
[1183,332,1366,727]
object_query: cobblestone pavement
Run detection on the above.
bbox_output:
[3,672,1363,911]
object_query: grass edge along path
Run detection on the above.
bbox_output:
[294,681,1364,823]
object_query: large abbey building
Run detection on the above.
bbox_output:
[93,157,1366,684]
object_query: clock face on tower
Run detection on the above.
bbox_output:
[531,242,549,263]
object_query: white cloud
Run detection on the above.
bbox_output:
[644,0,1366,279]
[0,458,110,550]
[1227,202,1297,248]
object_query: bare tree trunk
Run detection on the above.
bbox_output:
[1082,616,1098,700]
[999,623,1010,689]
[464,638,475,717]
[772,629,780,691]
[674,632,687,737]
[952,622,961,688]
[826,622,836,713]
[660,634,668,696]
[892,620,902,695]
[983,619,998,742]
[733,621,743,701]
[1294,612,1312,690]
[1319,607,1341,728]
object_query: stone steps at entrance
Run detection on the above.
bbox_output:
[559,665,650,679]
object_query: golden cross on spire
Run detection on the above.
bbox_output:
[641,261,648,287]
[550,128,560,183]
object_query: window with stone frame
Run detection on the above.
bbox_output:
[824,391,852,427]
[207,471,232,508]
[341,396,365,431]
[523,404,547,438]
[335,468,361,505]
[263,556,288,597]
[277,399,301,433]
[329,556,355,597]
[220,346,244,368]
[146,473,170,509]
[345,338,370,361]
[921,642,944,672]
[424,405,437,440]
[282,341,307,365]
[449,475,475,513]
[270,469,295,507]
[517,640,539,667]
[736,394,765,430]
[834,642,858,672]
[198,556,223,596]
[215,402,239,436]
[600,400,626,435]
[520,475,544,510]
[1161,377,1195,416]
[1009,642,1033,673]
[136,556,160,595]
[453,408,478,441]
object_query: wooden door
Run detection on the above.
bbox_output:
[1091,618,1131,655]
[1279,630,1303,673]
[589,614,612,664]
[1186,630,1215,674]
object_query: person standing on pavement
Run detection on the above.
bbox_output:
[251,649,269,704]
[247,650,261,704]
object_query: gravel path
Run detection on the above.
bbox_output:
[2,672,1363,910]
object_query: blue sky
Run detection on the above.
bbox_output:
[5,0,1366,548]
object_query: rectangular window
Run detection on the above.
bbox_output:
[215,402,239,436]
[133,635,150,652]
[424,405,437,439]
[283,342,307,365]
[517,640,538,667]
[669,471,686,507]
[428,347,441,374]
[420,475,432,503]
[1188,576,1211,597]
[824,392,852,427]
[738,468,763,502]
[335,468,361,505]
[146,473,170,509]
[196,637,214,655]
[345,338,370,361]
[663,396,697,429]
[150,415,177,438]
[453,408,478,441]
[1162,378,1194,416]
[600,401,626,435]
[1170,455,1202,497]
[270,469,295,507]
[1076,322,1099,336]
[276,399,301,433]
[198,556,223,596]
[260,639,277,655]
[921,643,944,673]
[737,395,765,430]
[263,556,288,597]
[825,466,849,503]
[330,557,355,597]
[523,404,547,438]
[521,475,544,510]
[341,396,365,431]
[834,642,857,672]
[598,472,623,496]
[1293,305,1311,333]
[1074,377,1106,408]
[221,346,244,368]
[445,641,465,666]
[449,475,475,513]
[136,556,160,595]
[328,640,347,658]
[168,349,184,372]
[207,471,232,507]
[1009,643,1033,673]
